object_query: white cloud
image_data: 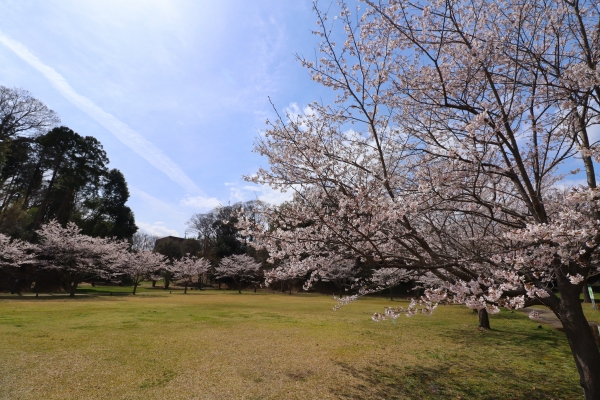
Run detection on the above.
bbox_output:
[180,183,293,211]
[137,221,179,238]
[180,195,222,210]
[129,186,189,235]
[226,181,293,205]
[130,186,186,217]
[0,30,203,195]
[554,177,589,190]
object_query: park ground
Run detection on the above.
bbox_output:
[1,286,599,399]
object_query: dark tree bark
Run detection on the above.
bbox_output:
[478,309,490,330]
[553,279,600,400]
[583,279,592,303]
[31,162,60,234]
[69,281,78,298]
[164,272,171,290]
[132,282,138,295]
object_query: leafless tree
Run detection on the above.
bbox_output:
[0,86,59,140]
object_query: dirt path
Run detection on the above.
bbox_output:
[519,307,564,330]
[519,307,600,346]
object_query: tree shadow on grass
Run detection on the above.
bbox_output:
[438,311,568,350]
[334,361,580,400]
[332,311,580,399]
[0,292,169,301]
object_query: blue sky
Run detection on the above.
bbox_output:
[0,0,333,237]
[0,1,588,238]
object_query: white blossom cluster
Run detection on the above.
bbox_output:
[241,1,600,393]
[239,0,600,343]
[0,220,212,294]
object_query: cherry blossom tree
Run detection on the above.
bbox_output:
[305,256,359,297]
[0,233,36,269]
[124,250,167,295]
[264,265,294,294]
[171,255,211,294]
[215,254,261,294]
[36,220,129,297]
[264,258,313,294]
[371,268,406,301]
[240,1,600,396]
[0,233,37,293]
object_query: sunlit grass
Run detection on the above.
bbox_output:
[0,288,594,399]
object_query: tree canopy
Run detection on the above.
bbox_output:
[239,1,600,397]
[0,87,137,241]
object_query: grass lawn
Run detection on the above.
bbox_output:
[0,287,597,400]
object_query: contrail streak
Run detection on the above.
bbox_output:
[0,30,203,195]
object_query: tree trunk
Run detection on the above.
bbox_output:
[22,158,43,209]
[583,280,592,303]
[132,282,138,295]
[56,187,74,224]
[390,287,393,301]
[238,281,241,294]
[554,285,600,400]
[478,309,490,330]
[164,272,171,290]
[152,280,156,287]
[31,157,61,234]
[184,283,188,294]
[10,278,19,294]
[69,282,78,298]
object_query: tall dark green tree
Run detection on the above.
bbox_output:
[0,124,137,240]
[31,127,108,231]
[79,169,137,240]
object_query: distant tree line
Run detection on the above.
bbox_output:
[147,200,269,291]
[0,86,137,240]
[0,86,138,292]
[179,200,378,296]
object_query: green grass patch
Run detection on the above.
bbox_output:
[0,290,593,399]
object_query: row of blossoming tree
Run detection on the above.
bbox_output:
[1,218,395,298]
[0,220,218,296]
[236,0,600,397]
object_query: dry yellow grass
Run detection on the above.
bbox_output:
[0,289,593,399]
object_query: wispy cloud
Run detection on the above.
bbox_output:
[181,182,292,211]
[180,195,222,210]
[130,186,188,218]
[0,30,202,195]
[226,181,293,205]
[137,221,179,237]
[129,186,187,237]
